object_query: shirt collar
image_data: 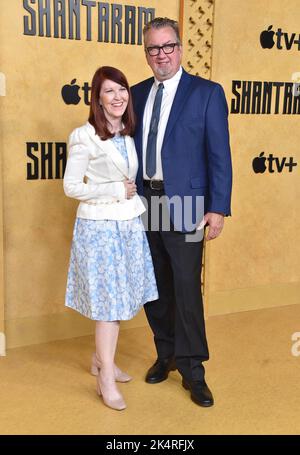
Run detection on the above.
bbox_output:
[154,66,182,93]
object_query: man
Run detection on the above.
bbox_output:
[131,17,232,407]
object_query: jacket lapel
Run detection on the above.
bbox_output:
[85,122,129,178]
[105,139,129,178]
[125,136,138,180]
[162,70,194,149]
[133,78,154,159]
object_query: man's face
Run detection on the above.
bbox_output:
[144,26,182,81]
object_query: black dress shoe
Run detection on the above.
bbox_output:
[182,378,214,407]
[145,358,176,384]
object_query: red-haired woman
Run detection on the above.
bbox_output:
[64,67,158,411]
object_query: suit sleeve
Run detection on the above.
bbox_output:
[205,84,233,215]
[63,128,126,202]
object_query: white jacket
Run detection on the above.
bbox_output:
[63,122,145,220]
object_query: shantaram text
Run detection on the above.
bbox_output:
[23,0,155,45]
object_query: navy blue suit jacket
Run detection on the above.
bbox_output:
[131,69,232,232]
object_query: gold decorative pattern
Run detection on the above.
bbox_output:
[180,0,215,80]
[180,0,216,297]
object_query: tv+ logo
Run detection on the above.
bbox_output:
[61,79,91,105]
[260,25,300,50]
[252,152,298,174]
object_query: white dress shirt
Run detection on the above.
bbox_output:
[143,66,183,180]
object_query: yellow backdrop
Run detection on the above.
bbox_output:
[1,0,299,349]
[0,145,4,355]
[1,0,179,348]
[206,0,300,315]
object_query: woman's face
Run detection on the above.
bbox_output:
[99,79,129,122]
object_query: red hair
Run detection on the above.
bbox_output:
[88,66,135,140]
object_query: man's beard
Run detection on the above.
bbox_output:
[156,64,171,78]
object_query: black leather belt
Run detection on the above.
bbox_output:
[143,180,164,191]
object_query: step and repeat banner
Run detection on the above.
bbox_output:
[0,157,4,354]
[1,0,299,348]
[1,0,179,348]
[207,0,300,315]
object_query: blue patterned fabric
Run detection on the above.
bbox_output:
[111,134,129,168]
[65,217,158,321]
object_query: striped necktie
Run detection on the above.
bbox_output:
[146,83,164,178]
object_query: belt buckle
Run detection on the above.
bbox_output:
[150,180,162,190]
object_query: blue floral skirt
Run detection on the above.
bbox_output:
[65,217,158,321]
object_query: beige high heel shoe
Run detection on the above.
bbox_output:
[91,353,132,383]
[96,374,127,411]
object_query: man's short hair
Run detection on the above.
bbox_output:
[143,17,181,45]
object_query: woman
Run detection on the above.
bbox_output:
[64,66,158,411]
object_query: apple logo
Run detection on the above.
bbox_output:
[61,79,81,105]
[260,25,275,49]
[252,152,267,173]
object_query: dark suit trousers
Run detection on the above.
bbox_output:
[143,186,209,382]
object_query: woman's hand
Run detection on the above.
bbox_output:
[123,179,137,199]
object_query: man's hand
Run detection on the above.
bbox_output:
[197,212,225,241]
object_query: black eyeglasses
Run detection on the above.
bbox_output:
[146,43,180,56]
